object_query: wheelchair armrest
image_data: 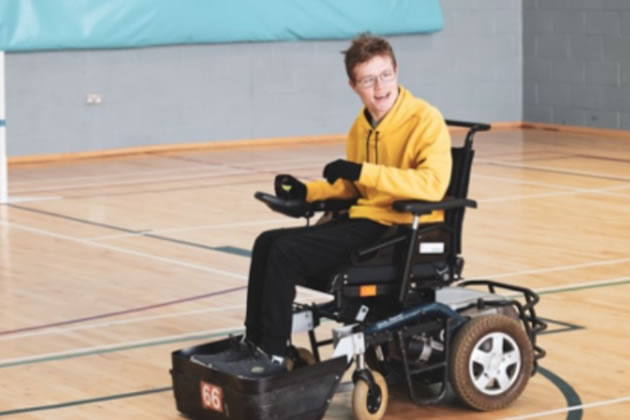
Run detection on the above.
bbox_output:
[393,196,477,215]
[445,119,491,132]
[254,192,357,219]
[254,191,314,218]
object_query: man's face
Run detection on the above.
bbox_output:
[350,55,398,122]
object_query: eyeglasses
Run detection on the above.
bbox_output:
[355,70,396,89]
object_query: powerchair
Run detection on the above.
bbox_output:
[170,120,546,420]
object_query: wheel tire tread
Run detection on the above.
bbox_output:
[450,314,533,411]
[351,370,389,420]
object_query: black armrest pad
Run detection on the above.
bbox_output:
[255,192,357,218]
[254,191,313,218]
[393,196,477,215]
[445,119,491,131]
[256,191,476,218]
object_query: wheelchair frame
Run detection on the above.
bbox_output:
[255,119,546,415]
[290,278,546,408]
[170,120,547,420]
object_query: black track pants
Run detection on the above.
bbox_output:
[244,218,388,356]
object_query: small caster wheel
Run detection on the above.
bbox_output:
[352,370,388,420]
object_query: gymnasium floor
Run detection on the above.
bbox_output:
[1,127,629,419]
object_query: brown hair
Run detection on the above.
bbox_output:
[343,33,397,82]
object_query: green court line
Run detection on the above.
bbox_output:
[0,387,172,417]
[538,317,584,336]
[503,278,630,301]
[0,304,597,419]
[537,279,630,296]
[0,368,583,418]
[4,138,614,420]
[2,279,627,369]
[213,245,252,257]
[0,329,243,369]
[539,367,583,420]
[144,233,252,257]
[0,284,603,418]
[484,160,630,182]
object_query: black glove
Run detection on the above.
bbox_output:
[323,159,362,184]
[274,174,307,200]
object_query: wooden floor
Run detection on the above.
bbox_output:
[1,127,629,419]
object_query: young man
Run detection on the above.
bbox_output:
[195,34,452,377]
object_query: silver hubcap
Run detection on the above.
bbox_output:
[468,332,521,395]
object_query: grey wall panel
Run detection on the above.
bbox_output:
[523,1,630,129]
[5,0,523,157]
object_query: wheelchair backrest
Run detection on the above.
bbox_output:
[444,121,482,256]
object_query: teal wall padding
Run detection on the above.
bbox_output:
[0,0,443,52]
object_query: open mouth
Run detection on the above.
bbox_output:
[374,91,391,102]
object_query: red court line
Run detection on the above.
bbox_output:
[0,286,246,337]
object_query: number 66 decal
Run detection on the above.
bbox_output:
[201,381,223,412]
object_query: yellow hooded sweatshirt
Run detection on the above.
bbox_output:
[306,86,452,226]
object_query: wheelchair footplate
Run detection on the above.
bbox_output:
[171,337,347,420]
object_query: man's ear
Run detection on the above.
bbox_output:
[348,79,357,92]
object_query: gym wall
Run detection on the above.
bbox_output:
[6,1,521,157]
[523,1,630,129]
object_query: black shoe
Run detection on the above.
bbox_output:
[190,336,254,367]
[284,345,315,371]
[212,347,288,379]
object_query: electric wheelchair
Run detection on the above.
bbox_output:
[171,120,546,420]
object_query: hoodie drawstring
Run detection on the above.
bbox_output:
[365,130,373,163]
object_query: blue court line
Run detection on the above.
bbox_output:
[144,233,251,257]
[9,203,252,257]
[9,204,145,234]
[0,119,6,127]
